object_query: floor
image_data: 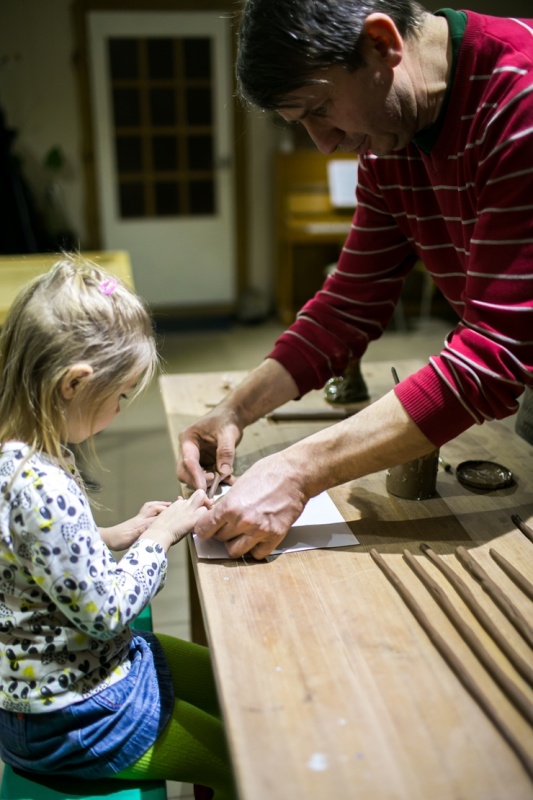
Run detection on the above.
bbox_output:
[0,312,518,798]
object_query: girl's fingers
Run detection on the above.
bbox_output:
[188,488,210,509]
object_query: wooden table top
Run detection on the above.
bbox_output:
[160,361,533,800]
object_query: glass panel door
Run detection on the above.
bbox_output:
[88,12,236,308]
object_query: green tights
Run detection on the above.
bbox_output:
[113,633,237,800]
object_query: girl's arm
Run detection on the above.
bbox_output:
[11,471,210,638]
[99,500,172,550]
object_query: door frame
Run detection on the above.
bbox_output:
[73,0,248,316]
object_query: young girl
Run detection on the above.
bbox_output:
[0,257,236,799]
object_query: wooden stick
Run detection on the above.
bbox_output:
[512,514,533,545]
[267,408,353,421]
[490,548,533,603]
[420,544,533,687]
[456,546,533,649]
[369,549,533,781]
[405,550,533,726]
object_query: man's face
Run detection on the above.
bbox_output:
[277,62,417,157]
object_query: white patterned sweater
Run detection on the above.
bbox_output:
[0,442,168,713]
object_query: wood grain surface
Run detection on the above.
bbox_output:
[160,362,533,800]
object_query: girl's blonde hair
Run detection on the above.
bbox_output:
[0,255,158,472]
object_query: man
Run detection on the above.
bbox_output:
[178,0,533,559]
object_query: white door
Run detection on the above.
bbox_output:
[88,11,236,308]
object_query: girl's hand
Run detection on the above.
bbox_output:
[139,490,213,550]
[99,501,172,550]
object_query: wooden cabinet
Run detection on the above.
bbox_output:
[274,150,357,324]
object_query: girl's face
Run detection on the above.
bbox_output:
[64,380,137,444]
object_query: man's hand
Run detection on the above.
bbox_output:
[177,406,242,491]
[191,389,439,560]
[194,452,308,560]
[176,359,300,492]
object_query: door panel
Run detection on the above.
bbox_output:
[88,11,236,308]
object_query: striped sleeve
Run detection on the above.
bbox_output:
[269,163,419,393]
[397,14,533,444]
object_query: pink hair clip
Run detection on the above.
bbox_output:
[99,278,119,295]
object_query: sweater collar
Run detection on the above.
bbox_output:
[412,8,467,155]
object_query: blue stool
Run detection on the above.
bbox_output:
[131,604,154,632]
[0,767,167,800]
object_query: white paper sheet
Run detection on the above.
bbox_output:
[193,488,358,559]
[327,159,359,208]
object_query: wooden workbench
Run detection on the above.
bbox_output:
[160,361,533,800]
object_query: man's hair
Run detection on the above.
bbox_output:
[236,0,426,109]
[0,254,158,472]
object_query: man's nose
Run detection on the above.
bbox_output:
[303,119,344,154]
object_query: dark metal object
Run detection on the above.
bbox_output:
[456,460,514,490]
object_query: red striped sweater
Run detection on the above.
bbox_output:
[269,11,533,447]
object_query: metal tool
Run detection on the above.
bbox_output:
[207,470,223,499]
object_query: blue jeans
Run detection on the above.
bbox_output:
[0,632,174,778]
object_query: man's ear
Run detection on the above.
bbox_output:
[60,364,94,400]
[361,13,403,68]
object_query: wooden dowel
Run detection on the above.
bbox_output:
[489,548,533,603]
[456,546,533,649]
[267,408,353,421]
[369,549,533,781]
[420,544,533,687]
[512,514,533,545]
[405,550,533,726]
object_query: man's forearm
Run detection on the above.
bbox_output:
[224,357,300,428]
[281,389,437,498]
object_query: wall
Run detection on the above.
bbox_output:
[0,0,87,247]
[0,1,531,305]
[0,0,279,304]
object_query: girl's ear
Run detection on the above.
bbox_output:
[60,364,94,400]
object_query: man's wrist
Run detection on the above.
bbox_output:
[230,358,299,428]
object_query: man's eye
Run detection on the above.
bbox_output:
[312,104,327,117]
[120,394,128,401]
